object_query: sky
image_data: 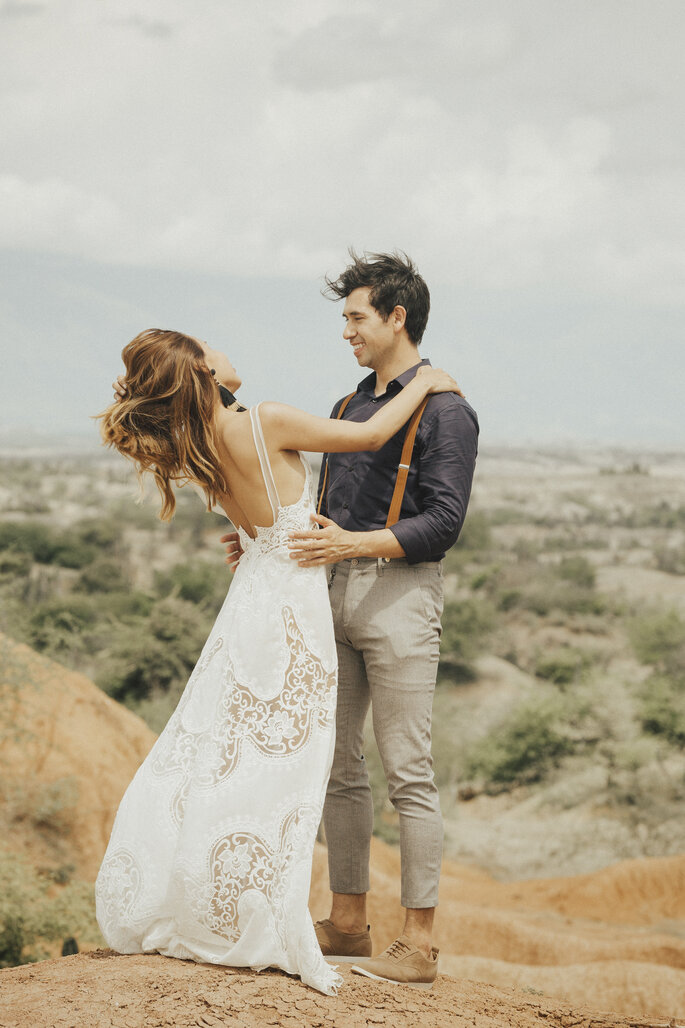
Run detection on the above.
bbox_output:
[0,0,683,448]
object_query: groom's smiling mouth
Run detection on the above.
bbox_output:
[352,342,365,357]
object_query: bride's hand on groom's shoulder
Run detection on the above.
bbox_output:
[221,531,244,572]
[415,366,464,397]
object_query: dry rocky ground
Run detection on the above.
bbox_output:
[4,952,683,1028]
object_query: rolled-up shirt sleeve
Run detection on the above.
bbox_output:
[389,402,479,564]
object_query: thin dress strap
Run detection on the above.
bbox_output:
[249,404,281,522]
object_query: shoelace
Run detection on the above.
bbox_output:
[383,938,412,960]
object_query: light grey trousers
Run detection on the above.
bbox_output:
[322,556,444,909]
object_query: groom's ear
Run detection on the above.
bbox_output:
[392,305,407,333]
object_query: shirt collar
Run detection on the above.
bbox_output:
[357,358,432,396]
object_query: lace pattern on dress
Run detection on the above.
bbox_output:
[95,439,341,995]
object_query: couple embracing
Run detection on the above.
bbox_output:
[95,251,479,995]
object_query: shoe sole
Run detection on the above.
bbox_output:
[350,964,435,989]
[324,955,371,964]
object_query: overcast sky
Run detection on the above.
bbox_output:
[0,0,683,448]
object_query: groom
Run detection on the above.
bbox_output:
[284,251,479,987]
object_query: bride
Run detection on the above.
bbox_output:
[94,328,459,994]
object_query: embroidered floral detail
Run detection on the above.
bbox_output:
[265,710,297,746]
[219,841,252,879]
[200,804,318,948]
[151,606,336,826]
[211,606,336,776]
[95,848,144,949]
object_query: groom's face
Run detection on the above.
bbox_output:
[342,287,395,370]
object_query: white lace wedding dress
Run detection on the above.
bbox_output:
[95,405,341,995]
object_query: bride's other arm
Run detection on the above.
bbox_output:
[259,367,461,455]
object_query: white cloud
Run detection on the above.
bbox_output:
[0,0,682,306]
[0,174,123,252]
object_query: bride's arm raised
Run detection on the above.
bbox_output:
[258,368,461,454]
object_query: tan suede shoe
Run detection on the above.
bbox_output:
[350,935,438,988]
[314,919,372,962]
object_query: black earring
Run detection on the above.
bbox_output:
[210,368,216,376]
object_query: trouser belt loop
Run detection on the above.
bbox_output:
[376,556,392,573]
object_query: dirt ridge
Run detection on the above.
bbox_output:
[1,951,682,1028]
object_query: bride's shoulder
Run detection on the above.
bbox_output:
[215,405,253,449]
[254,401,301,428]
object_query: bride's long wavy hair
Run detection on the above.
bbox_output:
[98,329,230,520]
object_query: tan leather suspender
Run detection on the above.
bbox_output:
[385,396,429,527]
[317,391,428,527]
[317,392,355,516]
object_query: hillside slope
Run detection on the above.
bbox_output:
[1,635,684,1020]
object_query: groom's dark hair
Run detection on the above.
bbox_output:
[323,249,430,345]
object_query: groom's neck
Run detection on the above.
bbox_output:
[372,343,421,396]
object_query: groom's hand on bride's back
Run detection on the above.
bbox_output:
[221,531,244,572]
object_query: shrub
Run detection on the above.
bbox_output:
[655,545,685,576]
[637,503,685,529]
[513,539,541,562]
[71,518,121,553]
[154,560,230,610]
[44,532,97,569]
[30,778,79,835]
[78,557,129,594]
[0,850,99,967]
[464,696,576,786]
[498,589,521,612]
[98,596,209,701]
[0,522,54,560]
[629,609,685,679]
[0,548,32,578]
[521,580,605,617]
[440,597,496,669]
[640,675,685,748]
[557,556,596,589]
[98,590,154,620]
[28,596,99,656]
[0,521,99,569]
[469,565,501,592]
[534,648,588,686]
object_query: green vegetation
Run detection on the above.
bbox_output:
[629,609,685,679]
[440,597,496,676]
[98,596,209,702]
[464,695,577,787]
[628,609,685,750]
[0,479,233,729]
[2,451,685,854]
[640,676,685,747]
[0,519,120,570]
[0,850,99,967]
[534,647,589,686]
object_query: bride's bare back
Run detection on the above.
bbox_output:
[212,406,308,537]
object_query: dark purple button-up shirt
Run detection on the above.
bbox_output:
[317,359,479,564]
